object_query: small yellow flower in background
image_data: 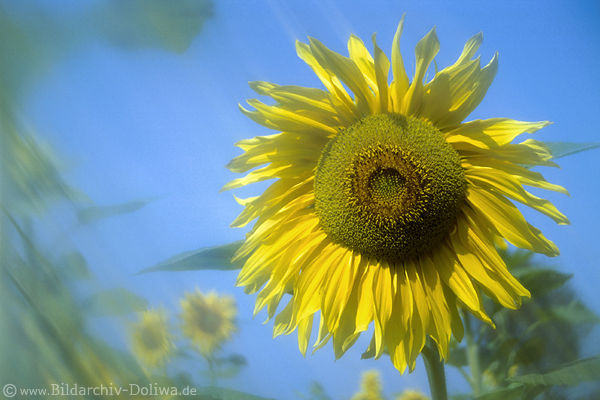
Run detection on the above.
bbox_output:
[226,16,568,373]
[180,289,236,355]
[352,370,385,400]
[395,389,429,400]
[130,309,173,368]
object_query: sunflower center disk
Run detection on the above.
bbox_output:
[314,113,467,262]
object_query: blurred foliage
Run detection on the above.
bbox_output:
[296,382,333,400]
[298,370,430,400]
[545,142,600,160]
[77,199,153,225]
[0,107,257,398]
[91,0,214,53]
[0,1,274,399]
[447,250,600,400]
[139,241,244,274]
[0,0,213,99]
[0,80,270,400]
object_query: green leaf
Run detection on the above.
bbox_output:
[447,346,468,367]
[551,300,600,325]
[515,337,545,366]
[92,0,214,53]
[474,385,526,400]
[514,268,572,297]
[195,387,275,400]
[499,249,535,270]
[545,141,600,159]
[138,241,243,274]
[215,354,247,368]
[77,199,151,224]
[60,252,93,280]
[450,395,472,400]
[509,355,600,386]
[83,288,148,316]
[307,382,332,400]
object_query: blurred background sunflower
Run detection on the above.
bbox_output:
[130,309,174,368]
[180,289,237,356]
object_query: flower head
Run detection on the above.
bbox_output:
[130,309,173,368]
[180,289,236,355]
[226,17,567,372]
[352,370,384,400]
[395,389,429,400]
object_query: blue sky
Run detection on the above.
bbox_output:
[17,1,600,398]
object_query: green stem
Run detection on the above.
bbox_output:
[422,339,448,400]
[464,313,482,396]
[206,355,216,387]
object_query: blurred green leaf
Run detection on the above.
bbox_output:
[514,268,572,297]
[499,249,535,271]
[60,252,93,280]
[450,395,471,400]
[196,387,275,400]
[551,301,600,325]
[212,353,248,379]
[447,345,468,367]
[515,337,545,366]
[306,382,332,400]
[509,356,600,386]
[474,385,526,400]
[215,354,247,368]
[77,199,151,224]
[545,142,600,159]
[83,288,148,316]
[138,241,243,274]
[92,0,214,53]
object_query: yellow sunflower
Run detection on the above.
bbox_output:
[352,370,384,400]
[225,17,568,373]
[395,389,430,400]
[180,289,237,355]
[130,309,173,368]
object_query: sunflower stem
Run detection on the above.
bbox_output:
[422,339,448,400]
[206,355,216,386]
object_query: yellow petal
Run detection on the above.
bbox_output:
[391,15,409,111]
[309,37,375,115]
[372,33,390,112]
[466,186,559,256]
[466,169,569,225]
[348,34,377,91]
[403,27,440,115]
[435,243,492,325]
[447,119,551,146]
[297,315,314,356]
[372,263,394,358]
[295,41,358,120]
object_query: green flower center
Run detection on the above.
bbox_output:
[140,326,165,349]
[314,113,466,262]
[196,308,222,334]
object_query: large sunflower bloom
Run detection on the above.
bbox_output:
[225,18,568,372]
[130,309,173,368]
[180,289,237,355]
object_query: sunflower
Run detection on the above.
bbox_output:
[395,389,430,400]
[180,289,237,355]
[130,309,173,368]
[225,17,568,373]
[351,370,384,400]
